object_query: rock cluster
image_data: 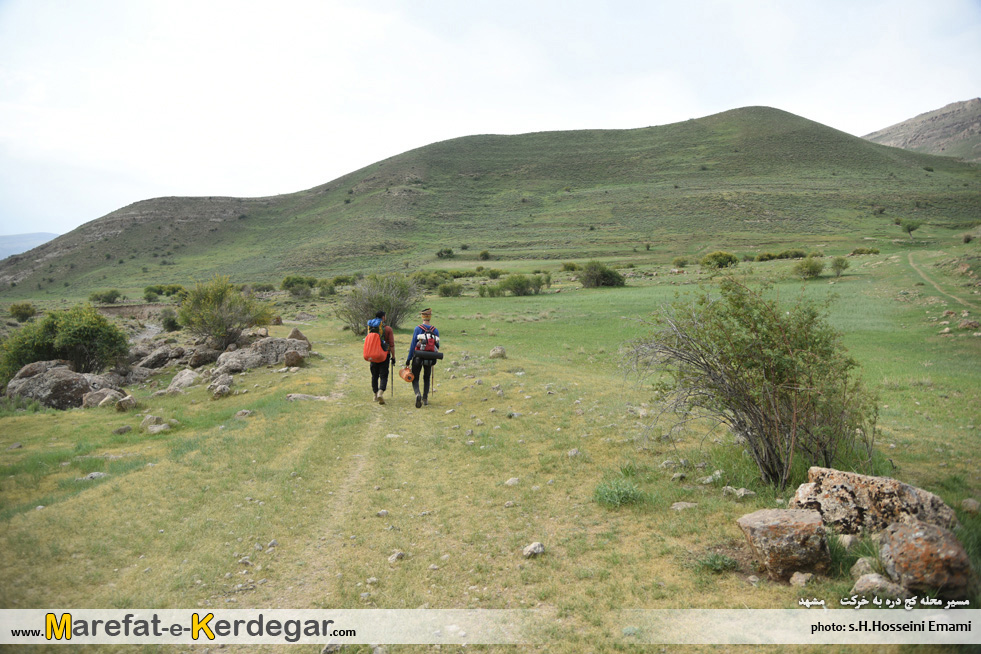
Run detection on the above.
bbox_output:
[736,467,977,600]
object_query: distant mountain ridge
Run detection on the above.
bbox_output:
[864,98,981,162]
[1,105,979,298]
[0,233,59,260]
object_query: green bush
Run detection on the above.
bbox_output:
[411,270,453,291]
[579,261,625,288]
[0,305,129,389]
[281,275,318,296]
[561,262,579,272]
[144,290,160,302]
[88,289,122,304]
[792,256,825,280]
[145,284,185,297]
[437,282,463,297]
[9,302,37,323]
[850,247,880,255]
[335,273,422,334]
[755,252,777,262]
[628,278,878,489]
[160,308,181,332]
[436,248,455,259]
[500,274,533,296]
[479,250,491,261]
[317,280,336,297]
[671,257,689,268]
[177,275,272,349]
[700,251,738,269]
[776,249,808,260]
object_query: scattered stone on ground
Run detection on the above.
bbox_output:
[736,509,830,581]
[523,542,545,558]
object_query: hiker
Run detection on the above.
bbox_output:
[367,310,395,405]
[405,307,440,408]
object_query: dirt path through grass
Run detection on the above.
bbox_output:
[907,251,975,308]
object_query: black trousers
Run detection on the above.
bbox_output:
[370,358,390,393]
[410,360,433,398]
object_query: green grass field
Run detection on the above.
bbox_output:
[1,236,979,652]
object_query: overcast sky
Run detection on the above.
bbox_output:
[1,0,979,236]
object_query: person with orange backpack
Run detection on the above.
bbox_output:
[364,310,395,404]
[404,307,440,408]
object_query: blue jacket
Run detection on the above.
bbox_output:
[406,324,440,364]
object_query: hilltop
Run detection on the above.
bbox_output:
[1,106,979,299]
[864,98,981,162]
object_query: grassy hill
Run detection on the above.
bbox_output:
[1,106,979,301]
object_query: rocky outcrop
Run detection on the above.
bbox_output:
[789,467,957,534]
[81,388,126,408]
[213,337,311,376]
[879,521,975,600]
[5,361,119,410]
[166,369,200,393]
[736,509,830,581]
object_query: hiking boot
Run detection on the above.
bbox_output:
[415,394,422,408]
[423,396,428,406]
[373,391,380,402]
[377,393,385,405]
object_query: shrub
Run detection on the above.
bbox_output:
[479,250,491,261]
[776,249,807,260]
[830,256,850,278]
[0,305,129,388]
[437,282,463,297]
[579,261,625,288]
[88,289,122,304]
[411,270,453,290]
[177,275,272,349]
[9,302,37,323]
[561,262,579,272]
[335,273,422,334]
[627,278,878,489]
[317,280,336,297]
[281,275,318,296]
[144,290,160,302]
[700,251,738,269]
[696,553,739,574]
[965,234,974,244]
[500,274,533,296]
[792,256,825,280]
[850,247,879,256]
[436,248,455,259]
[900,219,922,240]
[672,257,689,268]
[160,308,181,332]
[145,284,185,297]
[755,252,777,262]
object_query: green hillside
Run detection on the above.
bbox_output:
[2,106,979,299]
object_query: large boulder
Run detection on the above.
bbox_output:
[188,347,221,368]
[789,467,957,534]
[5,361,119,410]
[879,521,976,600]
[167,369,200,393]
[213,337,311,376]
[82,388,126,408]
[736,509,830,581]
[137,345,174,369]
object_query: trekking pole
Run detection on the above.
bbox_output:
[390,356,395,398]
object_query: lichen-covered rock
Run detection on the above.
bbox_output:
[137,345,174,369]
[789,467,957,534]
[283,350,305,368]
[188,347,221,368]
[489,346,507,359]
[5,360,119,410]
[213,337,311,375]
[879,521,976,600]
[736,509,830,581]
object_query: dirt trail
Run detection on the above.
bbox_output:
[907,252,974,308]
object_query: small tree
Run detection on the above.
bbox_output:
[830,256,850,278]
[89,289,122,304]
[627,278,877,490]
[177,275,272,349]
[579,261,625,288]
[792,256,825,280]
[901,220,922,241]
[9,302,37,323]
[281,275,318,297]
[335,273,422,334]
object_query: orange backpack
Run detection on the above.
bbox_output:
[363,325,389,363]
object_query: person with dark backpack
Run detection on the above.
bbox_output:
[364,310,395,404]
[404,307,440,408]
